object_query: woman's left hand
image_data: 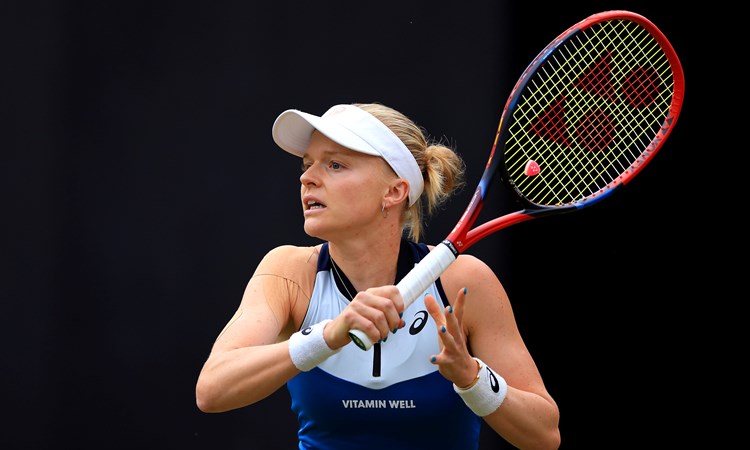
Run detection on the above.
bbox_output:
[424,288,480,388]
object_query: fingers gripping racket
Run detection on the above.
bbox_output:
[349,10,685,350]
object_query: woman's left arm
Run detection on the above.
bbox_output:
[426,254,561,450]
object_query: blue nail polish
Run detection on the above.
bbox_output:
[378,338,382,343]
[449,306,453,314]
[463,287,467,295]
[383,336,388,342]
[441,326,446,333]
[393,327,398,333]
[399,312,403,318]
[431,356,436,362]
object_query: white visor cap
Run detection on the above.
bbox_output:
[272,104,424,206]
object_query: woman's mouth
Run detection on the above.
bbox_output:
[305,199,326,212]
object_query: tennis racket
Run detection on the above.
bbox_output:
[349,10,685,350]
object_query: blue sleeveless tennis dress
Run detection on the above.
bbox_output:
[286,240,481,449]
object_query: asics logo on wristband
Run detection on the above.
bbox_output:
[488,368,500,393]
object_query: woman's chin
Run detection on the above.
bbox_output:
[303,221,326,240]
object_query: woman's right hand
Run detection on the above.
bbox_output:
[325,285,406,349]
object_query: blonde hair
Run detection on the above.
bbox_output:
[355,103,466,242]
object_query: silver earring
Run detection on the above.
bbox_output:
[381,205,389,218]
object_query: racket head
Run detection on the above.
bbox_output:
[494,10,684,214]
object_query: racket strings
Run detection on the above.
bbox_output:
[532,27,641,202]
[504,18,676,207]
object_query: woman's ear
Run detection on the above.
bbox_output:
[383,179,410,208]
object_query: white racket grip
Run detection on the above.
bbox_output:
[397,242,458,309]
[349,242,458,350]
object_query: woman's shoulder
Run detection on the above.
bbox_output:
[439,250,504,294]
[422,244,493,274]
[264,243,323,260]
[255,244,323,276]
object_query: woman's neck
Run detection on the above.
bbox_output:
[328,236,403,292]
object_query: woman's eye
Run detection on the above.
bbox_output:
[329,161,342,170]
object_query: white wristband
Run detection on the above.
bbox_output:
[453,357,508,417]
[288,319,340,372]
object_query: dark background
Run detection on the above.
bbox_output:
[3,1,709,448]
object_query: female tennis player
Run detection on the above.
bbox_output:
[195,103,560,449]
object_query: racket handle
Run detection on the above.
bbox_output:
[349,242,458,350]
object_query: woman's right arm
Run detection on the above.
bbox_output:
[195,246,312,413]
